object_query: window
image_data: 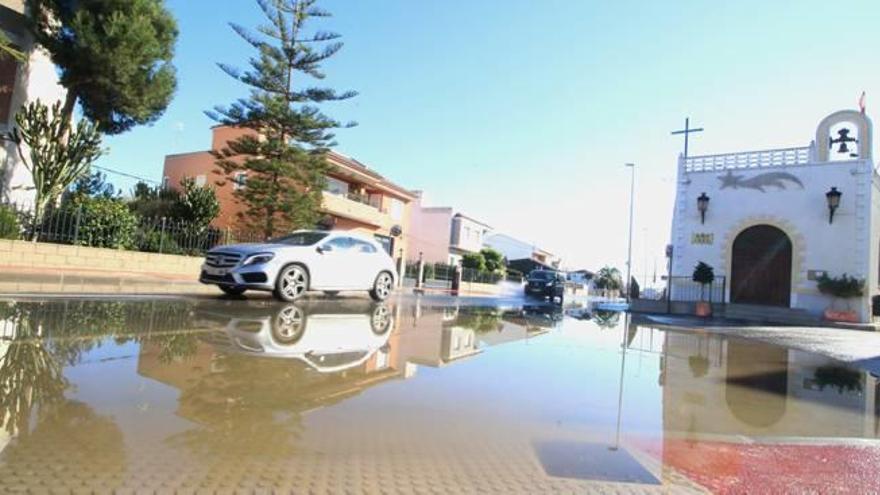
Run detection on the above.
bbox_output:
[269,232,329,246]
[351,239,378,253]
[325,176,349,196]
[233,172,247,190]
[195,174,207,187]
[322,236,353,252]
[374,234,394,256]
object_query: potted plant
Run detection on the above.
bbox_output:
[817,273,864,323]
[692,261,715,317]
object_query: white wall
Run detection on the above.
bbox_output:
[450,215,491,254]
[0,24,67,206]
[483,233,533,260]
[670,154,877,321]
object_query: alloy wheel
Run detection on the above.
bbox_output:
[280,266,308,300]
[374,272,393,300]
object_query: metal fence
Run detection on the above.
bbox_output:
[667,276,727,303]
[1,201,266,256]
[404,261,508,286]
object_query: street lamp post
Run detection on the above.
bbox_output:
[625,163,635,303]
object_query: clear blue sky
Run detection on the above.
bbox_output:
[96,0,880,276]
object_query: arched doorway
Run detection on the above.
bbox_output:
[730,225,792,307]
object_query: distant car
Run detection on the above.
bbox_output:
[200,230,398,302]
[524,269,565,304]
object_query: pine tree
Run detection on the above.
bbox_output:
[27,0,179,135]
[208,0,356,238]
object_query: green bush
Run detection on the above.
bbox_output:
[75,197,138,249]
[461,252,485,271]
[139,230,182,255]
[0,204,21,240]
[816,273,864,299]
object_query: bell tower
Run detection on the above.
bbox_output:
[815,110,873,162]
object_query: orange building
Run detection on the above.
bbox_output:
[162,126,416,261]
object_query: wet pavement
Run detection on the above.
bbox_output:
[0,295,878,493]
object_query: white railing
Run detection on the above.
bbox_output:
[684,146,812,173]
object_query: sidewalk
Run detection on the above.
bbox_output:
[0,265,535,305]
[641,313,880,376]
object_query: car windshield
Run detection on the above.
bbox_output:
[528,271,555,280]
[269,232,329,246]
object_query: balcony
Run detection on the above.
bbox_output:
[321,191,393,229]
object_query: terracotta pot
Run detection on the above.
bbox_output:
[823,308,859,323]
[695,301,712,317]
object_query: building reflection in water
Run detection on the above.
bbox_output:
[642,321,880,440]
[0,297,553,489]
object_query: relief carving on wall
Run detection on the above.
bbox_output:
[717,171,804,193]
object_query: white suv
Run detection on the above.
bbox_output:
[200,230,398,302]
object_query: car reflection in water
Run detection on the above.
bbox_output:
[196,300,394,374]
[501,304,565,332]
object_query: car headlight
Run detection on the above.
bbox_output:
[546,282,553,287]
[241,253,275,266]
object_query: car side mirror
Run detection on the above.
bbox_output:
[317,245,331,254]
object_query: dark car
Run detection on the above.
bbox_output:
[524,270,565,304]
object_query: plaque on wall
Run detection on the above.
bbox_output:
[691,233,714,245]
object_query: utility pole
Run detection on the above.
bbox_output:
[624,163,635,303]
[671,117,704,158]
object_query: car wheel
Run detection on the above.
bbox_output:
[219,285,246,296]
[370,304,392,335]
[272,305,306,344]
[274,265,309,302]
[323,291,340,297]
[369,272,394,302]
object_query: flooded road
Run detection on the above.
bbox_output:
[0,297,878,493]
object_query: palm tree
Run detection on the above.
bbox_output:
[594,266,623,298]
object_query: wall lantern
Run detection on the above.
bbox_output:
[826,187,842,224]
[697,192,710,224]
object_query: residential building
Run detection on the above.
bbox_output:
[0,0,66,205]
[567,269,594,285]
[162,125,416,260]
[449,213,492,264]
[668,108,879,322]
[408,191,453,264]
[484,232,562,272]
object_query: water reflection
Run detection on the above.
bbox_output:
[196,300,395,373]
[0,298,876,491]
[654,324,880,439]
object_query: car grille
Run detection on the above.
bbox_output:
[242,272,268,284]
[205,252,243,268]
[201,271,236,284]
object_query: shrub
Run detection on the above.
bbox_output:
[461,252,485,271]
[629,276,640,300]
[139,230,182,255]
[816,273,864,299]
[75,197,138,249]
[480,248,506,274]
[692,261,715,302]
[172,178,220,232]
[0,204,21,240]
[692,261,715,285]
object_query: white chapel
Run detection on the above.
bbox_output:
[669,109,879,323]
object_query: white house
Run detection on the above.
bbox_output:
[669,108,879,322]
[0,0,66,206]
[484,232,562,270]
[449,213,492,264]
